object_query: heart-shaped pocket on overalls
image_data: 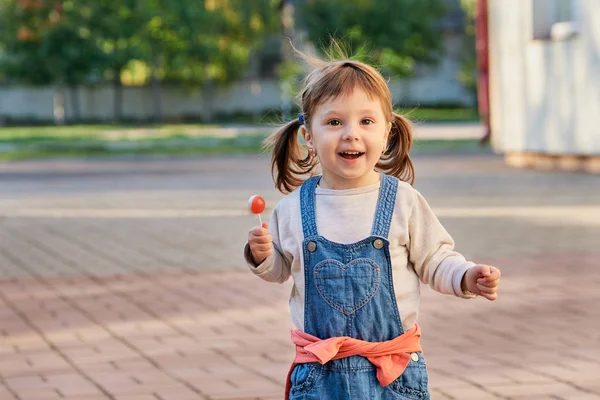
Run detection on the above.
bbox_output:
[313,258,381,316]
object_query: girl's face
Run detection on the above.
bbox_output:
[302,88,391,190]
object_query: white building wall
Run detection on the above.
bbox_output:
[489,0,600,155]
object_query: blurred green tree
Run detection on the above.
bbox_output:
[0,0,280,123]
[126,0,280,121]
[0,0,106,124]
[297,0,447,76]
[87,0,140,122]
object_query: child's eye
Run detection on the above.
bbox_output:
[327,119,341,126]
[361,119,374,125]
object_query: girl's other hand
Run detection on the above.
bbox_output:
[462,265,502,301]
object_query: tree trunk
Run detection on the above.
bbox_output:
[69,85,81,123]
[150,63,163,124]
[113,73,124,123]
[280,0,296,56]
[201,79,214,123]
[280,0,296,120]
[53,85,66,125]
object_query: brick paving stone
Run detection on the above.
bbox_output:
[15,392,63,400]
[438,384,504,399]
[0,383,19,399]
[113,396,159,400]
[429,388,455,399]
[488,382,592,398]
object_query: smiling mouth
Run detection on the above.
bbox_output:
[339,151,365,160]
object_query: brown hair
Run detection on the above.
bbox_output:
[264,51,415,194]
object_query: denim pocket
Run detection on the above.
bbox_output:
[389,353,429,399]
[314,258,381,315]
[290,363,322,395]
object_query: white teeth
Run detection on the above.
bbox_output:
[340,151,362,155]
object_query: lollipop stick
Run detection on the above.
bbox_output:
[258,214,263,226]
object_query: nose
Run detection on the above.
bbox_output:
[341,126,359,141]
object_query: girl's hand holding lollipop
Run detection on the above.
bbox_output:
[247,195,272,265]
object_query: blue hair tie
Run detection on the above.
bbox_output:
[298,113,305,125]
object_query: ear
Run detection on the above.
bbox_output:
[386,121,392,141]
[300,125,314,151]
[383,121,392,153]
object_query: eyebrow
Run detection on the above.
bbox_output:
[320,109,379,116]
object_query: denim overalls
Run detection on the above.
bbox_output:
[289,174,430,400]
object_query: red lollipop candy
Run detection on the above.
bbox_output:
[248,195,266,225]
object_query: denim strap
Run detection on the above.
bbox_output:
[371,174,398,238]
[300,175,321,238]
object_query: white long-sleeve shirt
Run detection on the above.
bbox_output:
[244,178,475,332]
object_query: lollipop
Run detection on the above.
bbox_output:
[248,195,266,225]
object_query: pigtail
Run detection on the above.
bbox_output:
[263,119,318,194]
[377,112,415,185]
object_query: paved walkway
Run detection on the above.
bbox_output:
[0,151,599,400]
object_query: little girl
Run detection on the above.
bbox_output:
[244,54,501,400]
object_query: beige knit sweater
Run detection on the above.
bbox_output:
[244,177,475,332]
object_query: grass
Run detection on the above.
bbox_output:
[396,107,479,123]
[0,146,268,161]
[0,133,269,160]
[262,107,479,124]
[411,138,485,151]
[0,124,225,142]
